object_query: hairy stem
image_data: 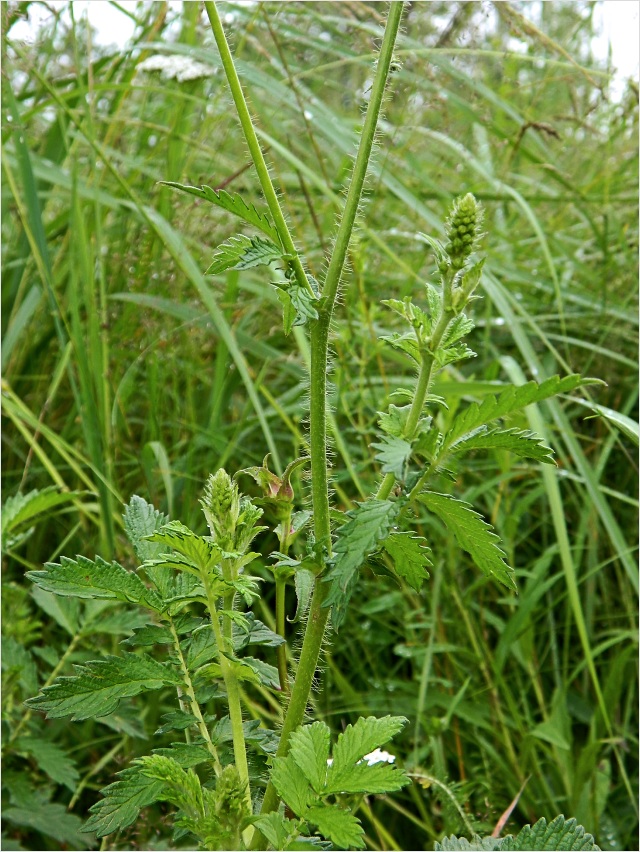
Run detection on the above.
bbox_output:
[168,618,223,774]
[203,0,313,299]
[251,5,405,842]
[202,577,252,819]
[377,305,455,500]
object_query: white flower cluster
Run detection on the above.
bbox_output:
[137,54,214,83]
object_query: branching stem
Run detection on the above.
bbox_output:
[168,618,223,776]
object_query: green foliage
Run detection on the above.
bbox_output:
[443,375,601,448]
[25,653,182,720]
[271,716,409,849]
[417,492,516,591]
[1,487,91,553]
[2,1,635,849]
[436,815,601,851]
[27,554,163,610]
[382,532,432,591]
[160,182,281,243]
[323,499,400,629]
[206,234,283,275]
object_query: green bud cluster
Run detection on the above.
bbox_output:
[443,192,484,271]
[201,469,241,547]
[201,469,264,553]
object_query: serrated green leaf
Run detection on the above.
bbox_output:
[378,404,411,437]
[27,555,162,611]
[449,427,556,464]
[417,492,516,591]
[160,182,280,242]
[15,736,79,790]
[233,612,284,650]
[155,710,197,735]
[445,375,600,447]
[152,741,211,768]
[500,815,600,852]
[124,496,172,595]
[371,434,413,479]
[289,721,330,794]
[123,495,169,562]
[241,656,281,689]
[84,766,163,838]
[206,234,282,275]
[380,332,421,364]
[292,567,315,624]
[186,627,218,669]
[441,313,475,346]
[328,715,407,791]
[324,760,409,795]
[271,753,314,816]
[323,500,399,630]
[306,805,365,850]
[425,282,442,319]
[289,282,320,324]
[26,653,181,720]
[253,812,301,851]
[435,342,477,369]
[382,532,432,591]
[435,835,499,851]
[500,815,601,851]
[147,520,220,570]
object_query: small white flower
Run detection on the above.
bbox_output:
[326,749,395,768]
[363,748,395,766]
[137,55,213,83]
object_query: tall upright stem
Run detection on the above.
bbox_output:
[203,1,313,298]
[203,2,405,842]
[251,4,405,841]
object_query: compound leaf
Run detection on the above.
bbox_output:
[371,435,413,479]
[305,805,365,850]
[289,721,330,794]
[448,427,555,465]
[26,653,181,720]
[324,761,409,795]
[160,182,280,242]
[323,500,399,630]
[27,555,162,611]
[500,815,601,851]
[382,532,432,591]
[445,375,600,446]
[271,753,314,816]
[328,716,407,791]
[206,234,281,275]
[417,492,515,591]
[84,766,163,838]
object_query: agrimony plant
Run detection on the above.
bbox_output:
[22,2,604,850]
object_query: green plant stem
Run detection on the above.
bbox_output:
[274,576,289,693]
[203,0,313,299]
[202,577,252,821]
[275,509,292,693]
[251,6,405,845]
[168,618,222,776]
[377,306,455,500]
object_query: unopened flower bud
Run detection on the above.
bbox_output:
[201,469,240,544]
[444,193,484,270]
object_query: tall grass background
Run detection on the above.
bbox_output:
[2,2,638,850]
